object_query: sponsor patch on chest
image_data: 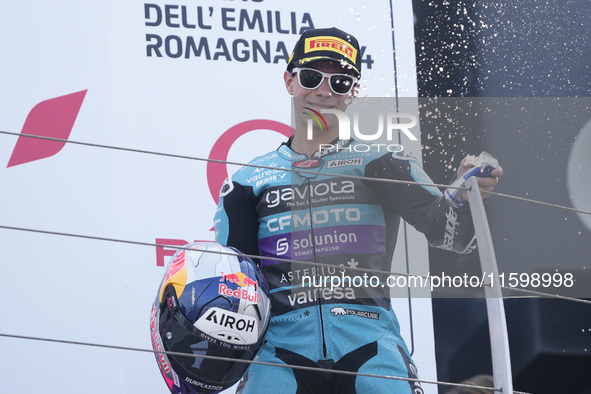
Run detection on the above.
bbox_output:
[327,158,364,168]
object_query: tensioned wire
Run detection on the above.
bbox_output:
[1,224,590,307]
[0,226,570,393]
[2,130,591,306]
[0,231,526,394]
[0,131,587,392]
[0,333,532,394]
[1,130,590,217]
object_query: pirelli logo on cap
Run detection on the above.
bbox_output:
[304,36,357,60]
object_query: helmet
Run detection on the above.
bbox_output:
[150,242,271,393]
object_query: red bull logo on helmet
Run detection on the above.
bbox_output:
[219,272,258,287]
[219,284,259,303]
[219,272,259,302]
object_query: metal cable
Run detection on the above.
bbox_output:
[2,224,590,307]
[483,190,591,216]
[0,130,586,392]
[0,333,526,393]
[500,286,591,304]
[0,130,462,191]
[2,130,591,217]
[0,224,419,278]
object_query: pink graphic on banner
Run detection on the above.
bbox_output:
[7,90,87,167]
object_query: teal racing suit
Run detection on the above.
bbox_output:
[214,138,476,393]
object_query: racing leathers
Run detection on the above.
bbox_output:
[214,138,476,393]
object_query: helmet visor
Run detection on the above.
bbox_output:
[159,289,261,389]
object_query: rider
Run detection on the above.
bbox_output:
[214,27,502,393]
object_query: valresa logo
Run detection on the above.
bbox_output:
[7,90,87,167]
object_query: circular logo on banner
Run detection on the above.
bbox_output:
[207,120,292,206]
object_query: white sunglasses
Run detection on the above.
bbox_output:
[293,67,358,95]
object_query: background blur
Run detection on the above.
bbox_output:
[413,1,591,392]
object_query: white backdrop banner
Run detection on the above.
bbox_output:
[0,1,436,393]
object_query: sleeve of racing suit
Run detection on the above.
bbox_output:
[214,179,261,262]
[364,152,476,254]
